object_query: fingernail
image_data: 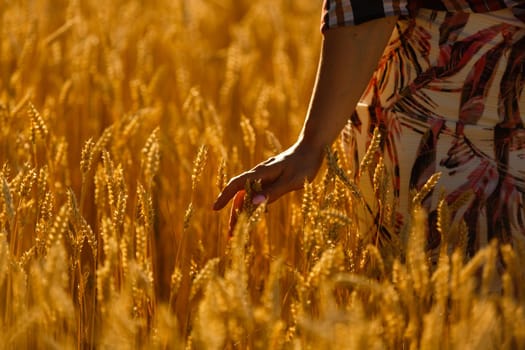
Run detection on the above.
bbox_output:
[252,194,267,205]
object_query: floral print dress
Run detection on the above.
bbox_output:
[338,8,525,256]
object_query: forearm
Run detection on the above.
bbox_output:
[297,17,397,151]
[213,16,398,210]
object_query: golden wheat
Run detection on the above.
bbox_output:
[0,0,524,349]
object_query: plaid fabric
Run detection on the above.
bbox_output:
[321,0,525,31]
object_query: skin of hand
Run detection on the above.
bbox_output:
[213,16,398,211]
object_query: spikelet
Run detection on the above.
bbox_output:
[43,19,75,46]
[18,168,37,198]
[182,87,202,120]
[499,244,519,298]
[191,145,208,193]
[225,212,251,321]
[46,204,70,247]
[130,260,154,306]
[67,188,97,257]
[301,180,316,253]
[449,189,474,213]
[37,237,74,322]
[80,137,95,176]
[448,249,463,305]
[306,246,344,289]
[93,126,114,157]
[120,111,143,143]
[319,208,351,230]
[1,175,14,225]
[326,147,363,199]
[407,205,430,300]
[412,172,441,206]
[247,200,267,233]
[273,40,294,105]
[102,150,116,210]
[434,196,450,257]
[169,267,182,306]
[216,159,227,193]
[253,85,271,131]
[219,43,241,108]
[498,294,525,347]
[193,278,227,349]
[390,258,404,290]
[190,257,220,299]
[137,183,154,232]
[460,301,500,349]
[420,307,445,350]
[380,286,405,347]
[38,190,54,223]
[53,137,69,170]
[18,246,36,269]
[113,188,128,233]
[240,115,256,159]
[119,235,130,280]
[205,124,225,160]
[458,248,487,301]
[333,272,384,298]
[135,224,148,266]
[372,156,385,197]
[435,250,451,300]
[35,166,48,196]
[97,218,118,309]
[96,264,113,313]
[58,79,73,107]
[286,301,299,342]
[27,102,48,143]
[301,179,315,225]
[140,128,160,189]
[183,202,194,233]
[358,127,381,177]
[453,219,469,258]
[130,79,147,109]
[1,163,10,180]
[94,166,105,214]
[265,130,282,154]
[333,176,349,208]
[66,189,83,249]
[151,304,182,349]
[267,320,286,350]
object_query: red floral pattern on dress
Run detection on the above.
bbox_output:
[348,9,525,256]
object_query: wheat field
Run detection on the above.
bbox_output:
[1,0,525,349]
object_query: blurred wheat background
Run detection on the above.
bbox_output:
[1,0,525,349]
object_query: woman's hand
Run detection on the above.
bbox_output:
[212,141,325,210]
[213,17,397,211]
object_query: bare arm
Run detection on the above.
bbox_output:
[213,16,397,210]
[299,16,397,152]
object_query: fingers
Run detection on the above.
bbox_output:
[213,174,247,210]
[213,150,323,210]
[212,164,283,210]
[256,156,323,204]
